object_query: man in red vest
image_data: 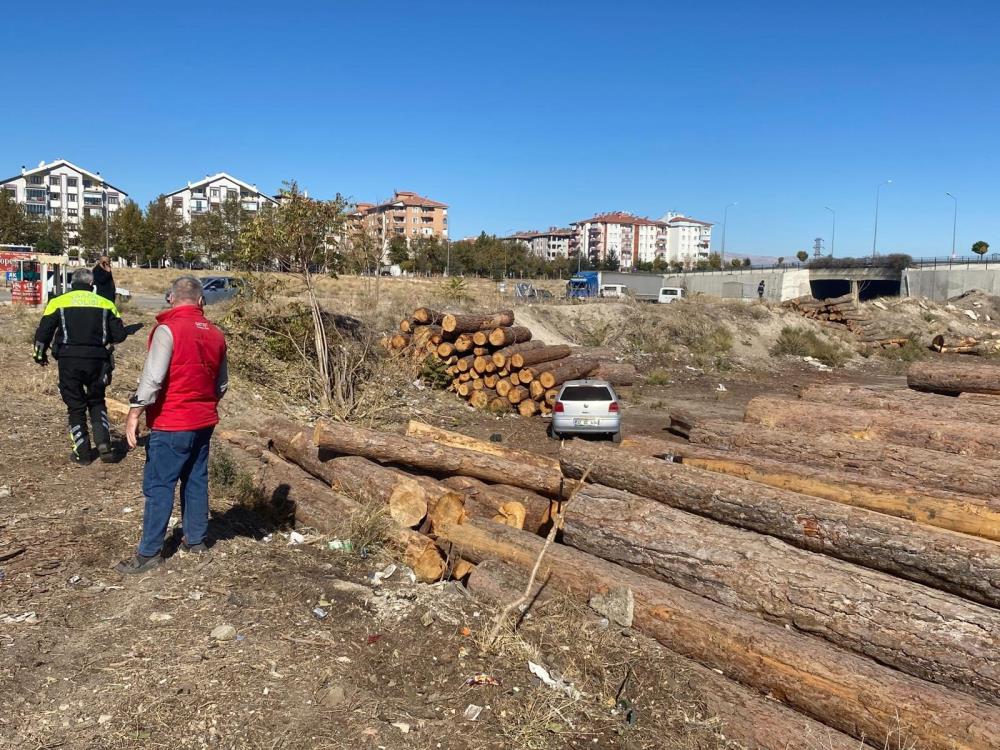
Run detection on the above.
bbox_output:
[116,276,228,574]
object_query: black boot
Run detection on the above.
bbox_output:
[89,403,114,463]
[69,422,93,466]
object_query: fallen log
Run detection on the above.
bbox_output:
[487,325,533,348]
[454,333,475,353]
[313,420,564,496]
[219,440,445,582]
[413,307,444,325]
[799,383,1000,425]
[404,421,560,472]
[472,330,490,347]
[560,440,1000,606]
[562,483,1000,702]
[908,359,1000,395]
[465,558,861,750]
[508,345,573,369]
[440,475,555,534]
[442,310,515,334]
[436,518,1000,749]
[532,357,600,389]
[491,340,545,368]
[744,396,1000,458]
[518,400,539,417]
[588,361,637,387]
[931,334,979,352]
[689,418,1000,502]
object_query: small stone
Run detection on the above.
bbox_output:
[97,714,112,724]
[319,684,346,707]
[391,721,410,734]
[589,586,634,628]
[420,610,435,628]
[0,486,11,498]
[149,613,172,622]
[210,624,237,641]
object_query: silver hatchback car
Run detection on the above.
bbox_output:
[549,379,622,442]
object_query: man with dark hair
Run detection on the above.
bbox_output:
[33,267,127,464]
[117,276,228,574]
[92,256,116,302]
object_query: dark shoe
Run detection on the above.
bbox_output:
[97,442,115,464]
[181,541,209,555]
[114,554,163,575]
[70,449,94,466]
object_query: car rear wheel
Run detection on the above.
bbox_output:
[547,424,561,440]
[611,431,622,444]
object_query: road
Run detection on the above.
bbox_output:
[0,288,164,310]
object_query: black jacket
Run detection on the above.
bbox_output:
[34,283,127,360]
[92,264,116,302]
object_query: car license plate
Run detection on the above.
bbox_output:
[574,418,599,426]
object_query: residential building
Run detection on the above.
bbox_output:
[502,227,575,260]
[163,172,277,222]
[658,212,713,266]
[350,191,449,245]
[0,159,128,246]
[570,212,664,268]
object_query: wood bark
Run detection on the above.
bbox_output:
[535,357,599,389]
[442,309,515,334]
[588,361,637,386]
[404,421,560,472]
[490,340,545,368]
[562,483,1000,703]
[690,417,1000,502]
[218,438,444,582]
[908,359,1000,395]
[465,558,861,750]
[509,345,573,369]
[744,395,1000,458]
[313,420,564,496]
[487,325,533,348]
[799,383,1000,425]
[560,440,1000,607]
[621,434,1000,550]
[438,476,554,534]
[435,518,1000,750]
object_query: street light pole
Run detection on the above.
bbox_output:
[945,192,958,260]
[720,202,737,267]
[825,206,836,257]
[872,180,892,258]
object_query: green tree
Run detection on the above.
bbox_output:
[0,191,38,245]
[777,256,785,266]
[144,196,187,266]
[189,210,227,264]
[972,240,990,259]
[110,200,145,264]
[598,250,620,271]
[34,218,66,253]
[387,235,410,267]
[730,258,743,268]
[78,214,107,261]
[743,257,752,267]
[796,250,809,263]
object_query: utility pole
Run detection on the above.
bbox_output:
[946,192,958,260]
[720,202,737,267]
[825,206,835,256]
[872,180,892,258]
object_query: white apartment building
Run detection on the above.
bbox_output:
[503,227,575,260]
[571,212,664,268]
[163,172,277,222]
[658,212,713,265]
[0,159,128,245]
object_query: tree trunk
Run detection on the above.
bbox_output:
[534,358,599,389]
[434,518,1000,750]
[464,557,862,750]
[908,359,1000,395]
[798,383,1000,425]
[313,420,564,496]
[622,434,1000,550]
[560,440,1000,606]
[439,475,554,534]
[689,417,1000,501]
[454,333,475,352]
[507,385,529,404]
[491,340,545,369]
[472,330,489,347]
[413,307,443,325]
[508,345,573,369]
[487,325,533,348]
[562,483,1000,703]
[437,342,455,358]
[219,439,444,582]
[744,396,1000,458]
[517,399,539,417]
[588,361,637,386]
[442,309,515,334]
[404,421,560,472]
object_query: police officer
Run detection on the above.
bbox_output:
[33,267,127,464]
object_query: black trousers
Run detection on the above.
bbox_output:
[57,356,111,457]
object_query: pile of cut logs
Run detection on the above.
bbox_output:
[930,332,1000,356]
[782,293,909,348]
[201,357,1000,750]
[383,307,635,416]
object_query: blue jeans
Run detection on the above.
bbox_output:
[138,427,214,557]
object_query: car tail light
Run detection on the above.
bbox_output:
[554,401,564,413]
[608,402,619,413]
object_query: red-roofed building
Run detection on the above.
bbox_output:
[570,212,665,268]
[349,190,449,247]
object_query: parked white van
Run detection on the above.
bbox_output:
[658,287,685,304]
[599,284,628,299]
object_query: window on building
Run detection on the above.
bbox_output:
[191,199,208,213]
[66,177,77,187]
[26,188,46,202]
[29,175,43,185]
[66,193,77,203]
[210,188,220,199]
[49,192,59,201]
[49,175,61,187]
[67,208,78,217]
[107,196,118,205]
[83,179,93,188]
[26,203,46,215]
[172,197,183,208]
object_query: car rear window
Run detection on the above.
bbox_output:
[560,386,613,401]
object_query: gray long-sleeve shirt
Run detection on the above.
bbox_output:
[129,325,229,408]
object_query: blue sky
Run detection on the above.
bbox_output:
[2,1,997,258]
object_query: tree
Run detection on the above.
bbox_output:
[972,241,990,259]
[777,256,785,266]
[386,235,410,267]
[0,191,38,245]
[189,211,227,264]
[34,218,66,253]
[110,200,145,264]
[796,250,809,263]
[730,258,743,268]
[144,196,187,266]
[598,250,620,271]
[78,214,107,262]
[743,257,752,267]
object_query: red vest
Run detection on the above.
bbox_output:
[145,305,227,432]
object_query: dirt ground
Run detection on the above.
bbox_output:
[0,275,950,749]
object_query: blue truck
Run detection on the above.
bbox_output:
[567,271,674,301]
[567,271,600,298]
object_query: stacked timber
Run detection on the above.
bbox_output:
[383,306,637,416]
[782,293,909,348]
[205,409,1000,750]
[907,358,1000,396]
